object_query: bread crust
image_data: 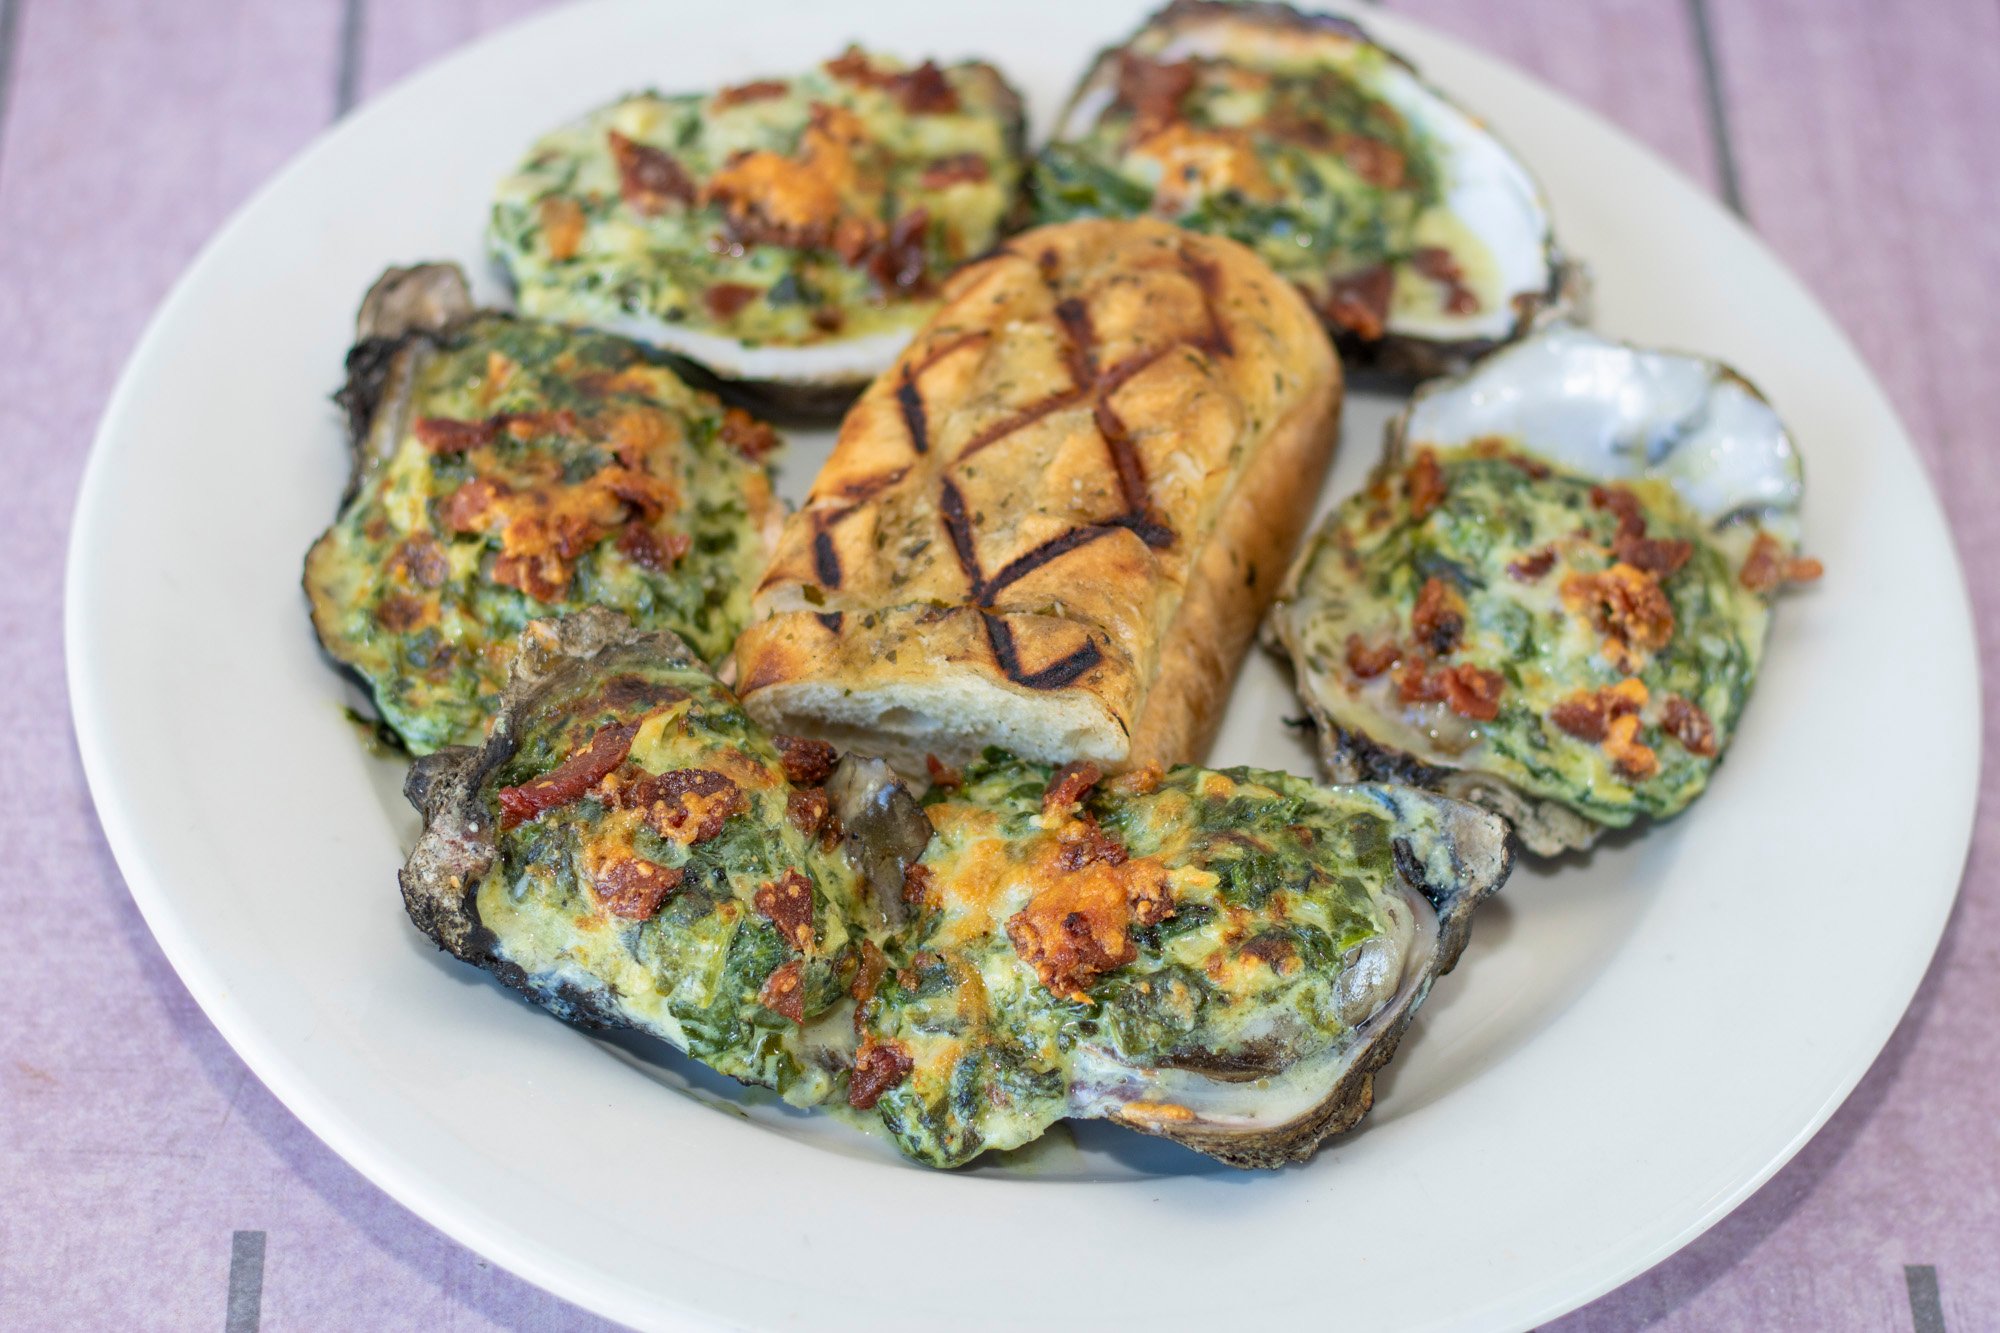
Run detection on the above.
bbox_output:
[735,218,1340,771]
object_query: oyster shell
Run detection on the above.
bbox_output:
[1036,0,1572,374]
[1268,323,1816,854]
[488,51,1029,418]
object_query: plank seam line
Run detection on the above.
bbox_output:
[0,0,22,187]
[335,0,365,119]
[1685,0,1747,216]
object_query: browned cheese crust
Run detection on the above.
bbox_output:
[734,217,1339,772]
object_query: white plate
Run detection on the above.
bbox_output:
[66,2,1978,1329]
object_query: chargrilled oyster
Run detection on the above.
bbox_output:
[1035,0,1566,373]
[403,613,1512,1169]
[401,609,869,1105]
[305,264,782,754]
[1268,323,1823,854]
[852,753,1510,1168]
[490,49,1027,415]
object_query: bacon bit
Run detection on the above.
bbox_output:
[1409,245,1479,314]
[712,78,789,110]
[823,48,960,114]
[718,407,780,461]
[924,754,962,790]
[1042,761,1103,819]
[703,101,877,252]
[1661,693,1718,758]
[919,153,990,189]
[1006,857,1172,1001]
[389,534,448,588]
[617,768,745,844]
[810,307,845,333]
[1614,531,1694,579]
[1394,657,1446,705]
[901,861,935,908]
[754,868,817,952]
[500,410,580,441]
[1242,934,1299,974]
[1407,448,1447,521]
[786,786,830,837]
[849,939,888,1030]
[1438,663,1505,722]
[488,551,565,602]
[863,207,931,294]
[413,416,499,454]
[1411,576,1467,657]
[1590,485,1647,540]
[591,857,684,920]
[537,196,586,261]
[1334,132,1407,190]
[615,524,691,572]
[847,1037,913,1110]
[607,131,696,215]
[1109,762,1164,797]
[496,721,639,829]
[1603,713,1659,781]
[1740,531,1825,594]
[774,735,839,786]
[1324,264,1394,341]
[758,959,807,1023]
[1057,817,1129,872]
[1548,677,1647,744]
[1346,634,1401,680]
[703,282,759,319]
[1116,53,1196,138]
[373,593,434,633]
[1508,546,1557,582]
[1562,563,1676,673]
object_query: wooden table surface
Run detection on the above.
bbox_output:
[4,1,1993,1328]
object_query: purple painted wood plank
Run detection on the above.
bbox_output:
[0,2,584,1329]
[1555,0,2000,1329]
[1383,0,1722,195]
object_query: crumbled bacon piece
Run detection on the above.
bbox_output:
[438,476,508,532]
[924,754,962,790]
[1411,576,1467,657]
[1346,634,1401,680]
[786,786,830,837]
[754,868,817,952]
[718,407,780,461]
[849,939,888,1029]
[1007,904,1135,1003]
[1056,817,1129,872]
[1394,658,1446,705]
[1437,663,1505,722]
[847,1036,913,1110]
[496,721,640,829]
[712,78,789,110]
[758,960,807,1023]
[1614,531,1694,578]
[1561,563,1676,673]
[901,861,935,908]
[1603,713,1659,781]
[1242,934,1299,974]
[774,735,839,786]
[1739,531,1824,594]
[703,282,759,319]
[490,549,570,603]
[1508,546,1557,582]
[1115,53,1196,137]
[1324,264,1394,341]
[1409,245,1478,314]
[591,857,684,920]
[1407,448,1447,521]
[919,153,990,189]
[389,534,448,588]
[413,416,498,454]
[607,131,696,214]
[1661,693,1718,758]
[615,524,690,572]
[823,48,960,113]
[863,207,931,294]
[1590,485,1647,540]
[1548,678,1647,744]
[616,768,744,845]
[1042,761,1103,819]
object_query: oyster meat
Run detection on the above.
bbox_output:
[305,264,783,754]
[489,49,1028,416]
[402,612,1513,1168]
[1268,322,1822,854]
[1035,0,1569,373]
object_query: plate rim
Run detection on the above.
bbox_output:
[63,2,1981,1329]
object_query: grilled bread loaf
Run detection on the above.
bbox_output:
[734,217,1340,772]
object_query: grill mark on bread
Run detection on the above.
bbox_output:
[895,368,929,455]
[938,477,983,594]
[980,611,1105,690]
